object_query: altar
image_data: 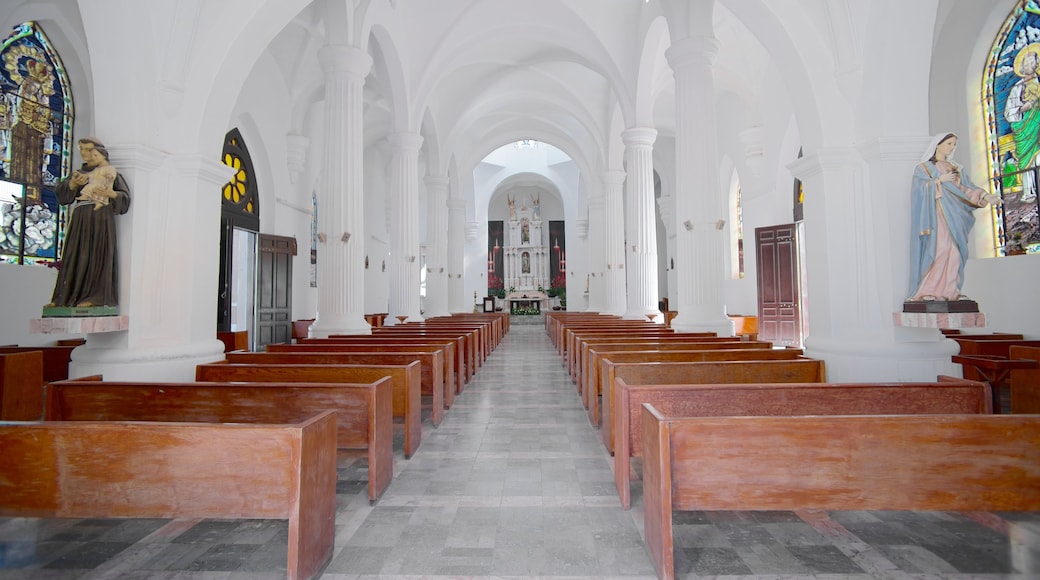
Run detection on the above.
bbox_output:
[506,291,549,314]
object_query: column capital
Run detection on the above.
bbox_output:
[317,44,372,79]
[424,175,450,191]
[388,132,424,153]
[787,147,859,181]
[665,35,720,71]
[621,127,658,148]
[601,169,626,187]
[858,135,932,164]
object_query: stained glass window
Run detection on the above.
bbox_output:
[984,0,1040,255]
[220,128,259,231]
[0,22,73,265]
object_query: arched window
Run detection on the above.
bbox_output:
[984,0,1040,255]
[220,128,259,231]
[0,22,73,265]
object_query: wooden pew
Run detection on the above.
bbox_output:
[584,346,801,426]
[310,335,467,389]
[370,327,480,376]
[0,351,44,420]
[0,411,338,580]
[600,358,827,454]
[580,339,774,407]
[614,376,991,509]
[199,357,426,454]
[0,344,78,382]
[575,334,740,388]
[641,406,1040,580]
[217,330,249,352]
[1010,345,1040,413]
[951,336,1040,381]
[48,377,393,503]
[265,344,450,411]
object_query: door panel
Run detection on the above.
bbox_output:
[255,234,296,350]
[756,224,802,347]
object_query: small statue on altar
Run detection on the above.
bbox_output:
[507,194,516,220]
[532,194,540,219]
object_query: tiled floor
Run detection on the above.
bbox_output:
[1,321,1038,579]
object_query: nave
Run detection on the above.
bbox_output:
[1,323,1039,579]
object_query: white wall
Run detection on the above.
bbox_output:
[0,263,83,346]
[962,254,1040,338]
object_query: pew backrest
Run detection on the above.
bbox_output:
[0,411,338,580]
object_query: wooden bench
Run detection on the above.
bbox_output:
[48,377,394,503]
[264,345,450,412]
[307,335,467,389]
[600,358,827,453]
[0,411,338,580]
[584,346,801,426]
[575,334,747,388]
[580,339,775,409]
[217,330,249,352]
[0,344,78,382]
[1010,345,1040,413]
[614,376,991,509]
[0,351,44,420]
[641,406,1040,580]
[199,357,426,454]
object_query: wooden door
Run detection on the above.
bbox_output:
[755,224,802,347]
[255,234,296,350]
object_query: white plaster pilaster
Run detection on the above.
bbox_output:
[792,142,958,381]
[387,132,424,324]
[69,146,233,380]
[447,199,468,313]
[621,128,662,322]
[602,169,627,316]
[309,44,372,337]
[665,35,732,335]
[424,175,450,318]
[586,191,605,313]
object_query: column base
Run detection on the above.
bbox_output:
[670,313,734,336]
[622,309,663,323]
[803,334,959,382]
[309,314,372,337]
[69,339,226,382]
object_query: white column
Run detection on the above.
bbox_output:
[447,199,467,313]
[309,44,371,337]
[666,36,732,335]
[586,190,606,312]
[794,142,958,381]
[621,128,662,322]
[424,175,450,318]
[387,132,424,324]
[656,189,677,309]
[69,147,232,380]
[602,169,627,316]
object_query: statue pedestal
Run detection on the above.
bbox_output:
[901,300,978,314]
[892,311,986,329]
[30,315,129,334]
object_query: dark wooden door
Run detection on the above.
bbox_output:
[255,234,296,350]
[755,224,802,347]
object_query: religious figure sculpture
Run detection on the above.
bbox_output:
[532,194,540,219]
[1004,42,1040,203]
[507,194,516,219]
[907,133,999,303]
[45,137,131,311]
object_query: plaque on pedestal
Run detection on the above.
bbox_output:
[902,300,979,314]
[42,305,119,318]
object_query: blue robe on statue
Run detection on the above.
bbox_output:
[908,160,985,300]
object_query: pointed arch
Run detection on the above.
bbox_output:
[0,20,74,264]
[984,0,1040,255]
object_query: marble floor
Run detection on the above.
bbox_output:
[1,322,1038,579]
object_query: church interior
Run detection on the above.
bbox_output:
[0,0,1038,578]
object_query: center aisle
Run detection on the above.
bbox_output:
[323,322,656,578]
